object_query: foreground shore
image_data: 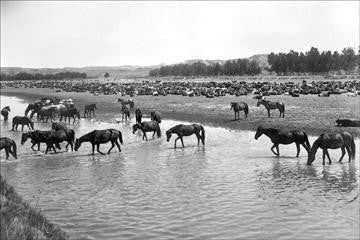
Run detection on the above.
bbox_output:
[1,87,360,137]
[0,174,68,240]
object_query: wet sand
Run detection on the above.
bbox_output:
[1,87,360,137]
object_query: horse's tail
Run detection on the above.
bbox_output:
[350,135,356,160]
[12,140,17,159]
[244,103,249,116]
[118,130,123,144]
[156,123,162,138]
[200,125,205,145]
[303,132,311,152]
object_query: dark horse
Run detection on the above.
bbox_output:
[84,104,97,118]
[257,99,285,118]
[230,102,249,120]
[38,108,57,123]
[12,116,34,131]
[133,121,161,141]
[0,137,17,160]
[75,129,123,155]
[1,106,10,121]
[21,130,60,152]
[166,124,205,148]
[121,105,131,122]
[25,102,41,117]
[254,126,310,157]
[307,132,355,165]
[151,111,161,123]
[135,108,142,124]
[118,98,135,109]
[60,108,81,124]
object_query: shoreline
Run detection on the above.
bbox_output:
[1,87,360,137]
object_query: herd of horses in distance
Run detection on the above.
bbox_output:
[0,95,357,166]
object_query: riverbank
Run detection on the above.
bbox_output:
[0,174,68,240]
[1,87,360,137]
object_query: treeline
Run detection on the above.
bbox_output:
[0,71,87,81]
[149,59,261,77]
[268,47,358,75]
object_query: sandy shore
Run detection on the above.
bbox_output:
[1,87,360,137]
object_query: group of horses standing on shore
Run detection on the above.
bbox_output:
[0,97,357,166]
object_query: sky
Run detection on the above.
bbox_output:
[1,1,359,68]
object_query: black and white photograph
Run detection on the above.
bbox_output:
[0,1,359,239]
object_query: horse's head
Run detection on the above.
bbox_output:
[256,100,263,107]
[255,126,263,140]
[29,120,35,130]
[74,138,81,151]
[132,124,140,134]
[230,102,236,110]
[307,151,316,165]
[5,106,10,112]
[21,132,31,145]
[166,131,172,142]
[150,111,155,119]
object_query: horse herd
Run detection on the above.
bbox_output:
[0,99,357,166]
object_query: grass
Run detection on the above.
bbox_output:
[0,174,68,240]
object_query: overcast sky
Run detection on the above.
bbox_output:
[1,1,359,68]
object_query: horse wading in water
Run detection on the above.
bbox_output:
[254,126,310,157]
[0,137,17,160]
[257,99,285,118]
[60,108,81,124]
[1,106,10,121]
[84,104,97,118]
[121,105,131,122]
[230,102,249,120]
[166,124,205,148]
[133,121,161,141]
[12,116,34,131]
[307,132,355,165]
[75,129,123,155]
[151,111,161,123]
[118,98,135,110]
[135,108,142,124]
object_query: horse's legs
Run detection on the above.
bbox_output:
[38,143,41,151]
[279,109,282,118]
[345,146,352,162]
[115,141,121,152]
[301,143,309,153]
[195,132,201,146]
[322,149,326,165]
[296,143,300,157]
[267,109,270,118]
[152,131,156,138]
[271,144,279,156]
[92,144,95,155]
[339,147,346,163]
[27,124,32,131]
[108,142,115,154]
[174,137,180,148]
[97,144,105,155]
[234,111,236,120]
[15,124,18,131]
[5,148,9,160]
[325,149,331,164]
[180,137,185,148]
[144,132,148,141]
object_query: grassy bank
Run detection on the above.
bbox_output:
[0,174,68,240]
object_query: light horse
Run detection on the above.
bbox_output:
[135,108,142,124]
[12,116,34,131]
[230,102,249,120]
[151,111,161,123]
[118,98,135,110]
[121,105,131,122]
[60,108,81,124]
[166,124,205,148]
[257,99,285,118]
[75,129,123,155]
[254,126,310,157]
[84,104,97,118]
[0,137,17,160]
[1,106,10,121]
[307,132,355,165]
[133,121,161,141]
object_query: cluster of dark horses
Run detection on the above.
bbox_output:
[230,99,285,120]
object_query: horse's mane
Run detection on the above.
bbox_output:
[263,127,279,135]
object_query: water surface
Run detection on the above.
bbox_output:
[1,95,359,240]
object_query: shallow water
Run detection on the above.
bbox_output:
[1,95,359,240]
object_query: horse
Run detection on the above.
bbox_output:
[307,132,356,165]
[74,129,123,155]
[151,111,161,123]
[60,108,81,124]
[38,107,58,122]
[0,137,17,160]
[166,124,205,148]
[118,98,135,109]
[257,99,285,118]
[52,122,68,131]
[21,130,60,152]
[135,108,142,124]
[254,126,310,157]
[1,106,10,121]
[12,116,34,131]
[121,105,131,122]
[84,104,97,118]
[25,102,42,117]
[230,102,249,120]
[132,121,161,141]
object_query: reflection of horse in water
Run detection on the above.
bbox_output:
[230,102,249,120]
[255,126,310,157]
[0,137,17,160]
[133,121,161,141]
[12,116,35,131]
[75,129,123,155]
[166,124,205,148]
[257,99,285,118]
[1,106,10,121]
[307,132,355,165]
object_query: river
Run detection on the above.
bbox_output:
[0,95,359,240]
